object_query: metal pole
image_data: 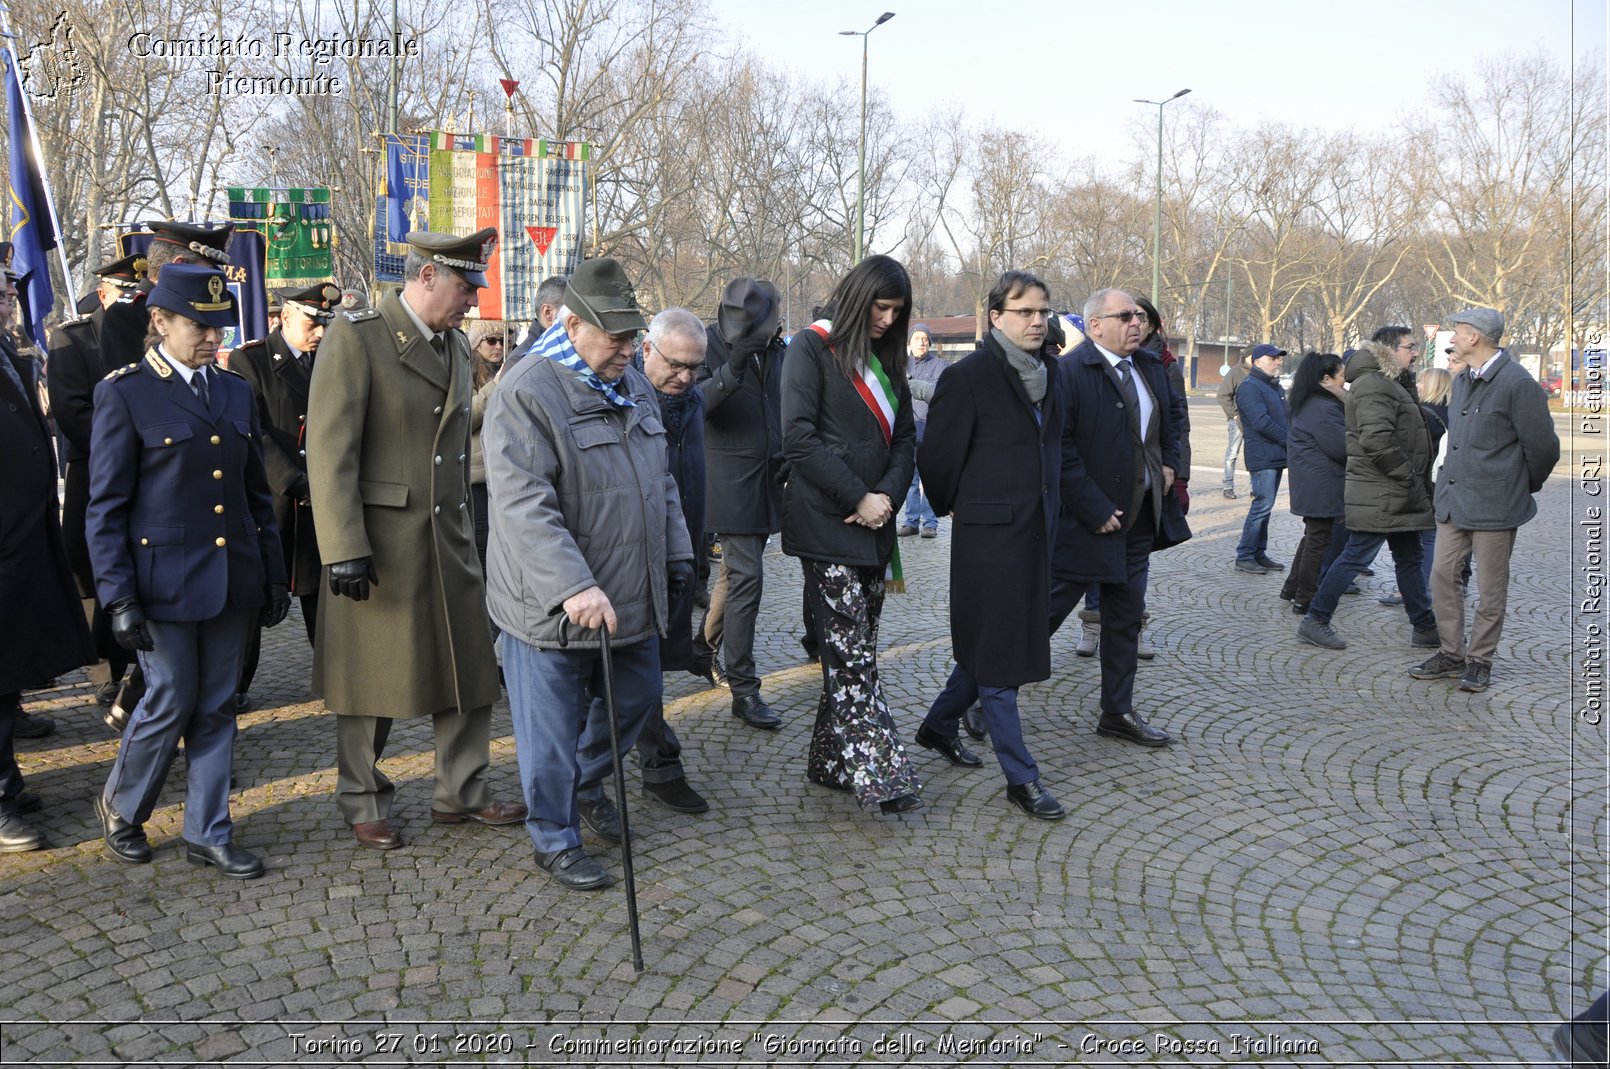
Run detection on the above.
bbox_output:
[855,34,867,263]
[387,0,400,135]
[1152,100,1163,304]
[0,21,78,322]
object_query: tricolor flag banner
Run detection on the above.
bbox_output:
[4,46,60,351]
[374,129,588,321]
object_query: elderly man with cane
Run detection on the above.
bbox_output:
[483,258,693,891]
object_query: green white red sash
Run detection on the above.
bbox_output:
[807,322,904,592]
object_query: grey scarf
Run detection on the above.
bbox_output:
[991,328,1047,405]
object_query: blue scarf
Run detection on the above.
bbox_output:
[537,321,635,409]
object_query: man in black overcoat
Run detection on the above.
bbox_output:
[0,258,95,850]
[914,270,1069,820]
[1048,288,1185,748]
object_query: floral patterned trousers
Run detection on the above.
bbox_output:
[804,561,921,808]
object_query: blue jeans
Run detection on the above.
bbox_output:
[902,468,937,529]
[1308,530,1434,631]
[1222,419,1243,491]
[502,633,660,854]
[1235,468,1283,562]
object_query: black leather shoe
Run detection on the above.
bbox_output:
[104,703,130,733]
[578,796,625,842]
[1255,555,1285,571]
[914,724,983,767]
[94,794,151,864]
[1006,780,1066,820]
[233,693,252,715]
[732,694,782,730]
[185,840,265,879]
[962,703,988,740]
[0,813,44,853]
[690,654,729,690]
[878,794,923,815]
[1096,711,1171,748]
[95,681,120,707]
[13,712,55,739]
[643,777,710,814]
[535,846,615,890]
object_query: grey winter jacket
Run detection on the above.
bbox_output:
[482,354,693,649]
[1435,350,1560,530]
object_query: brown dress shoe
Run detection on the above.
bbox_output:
[430,800,527,826]
[352,819,403,850]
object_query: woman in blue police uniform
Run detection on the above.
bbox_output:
[85,263,290,879]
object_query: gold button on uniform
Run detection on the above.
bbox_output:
[163,437,173,445]
[214,504,224,514]
[215,537,227,547]
[212,469,223,479]
[210,435,221,445]
[140,538,149,546]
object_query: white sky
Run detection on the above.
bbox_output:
[702,0,1604,163]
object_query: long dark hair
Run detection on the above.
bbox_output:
[1287,350,1343,418]
[823,255,912,382]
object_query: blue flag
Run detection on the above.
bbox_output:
[384,134,429,243]
[4,48,59,352]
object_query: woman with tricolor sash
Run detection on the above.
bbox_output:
[779,255,923,817]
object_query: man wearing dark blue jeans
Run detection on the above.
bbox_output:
[1233,344,1288,574]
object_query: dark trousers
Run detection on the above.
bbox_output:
[922,663,1038,786]
[1283,517,1348,608]
[0,692,24,814]
[696,532,766,697]
[237,594,317,694]
[63,459,128,687]
[1309,529,1433,630]
[800,560,820,659]
[103,607,253,846]
[1048,498,1155,719]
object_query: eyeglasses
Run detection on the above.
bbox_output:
[1000,307,1051,322]
[649,343,702,377]
[1395,342,1418,352]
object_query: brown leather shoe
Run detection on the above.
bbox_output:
[352,819,402,850]
[430,800,527,826]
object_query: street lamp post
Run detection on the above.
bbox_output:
[1133,88,1190,305]
[840,12,895,264]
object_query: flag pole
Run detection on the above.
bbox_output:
[0,5,78,319]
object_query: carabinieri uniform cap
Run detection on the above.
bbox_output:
[147,262,237,328]
[93,252,148,291]
[145,220,235,265]
[407,228,498,288]
[0,241,17,284]
[565,257,647,335]
[277,282,343,324]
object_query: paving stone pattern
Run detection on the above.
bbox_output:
[0,400,1601,1065]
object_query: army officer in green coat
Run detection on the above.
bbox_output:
[306,229,525,851]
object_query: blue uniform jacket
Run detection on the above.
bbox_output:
[86,351,286,621]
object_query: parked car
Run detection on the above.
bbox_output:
[1542,374,1562,397]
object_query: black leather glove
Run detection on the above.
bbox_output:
[107,598,154,652]
[667,559,694,603]
[328,557,378,601]
[261,583,291,627]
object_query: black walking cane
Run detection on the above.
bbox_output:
[598,623,646,974]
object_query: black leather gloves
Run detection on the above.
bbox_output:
[107,598,154,651]
[328,557,378,601]
[261,583,291,627]
[667,559,694,603]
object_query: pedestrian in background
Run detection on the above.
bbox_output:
[1216,350,1249,498]
[1279,352,1348,614]
[1233,344,1289,574]
[898,322,944,538]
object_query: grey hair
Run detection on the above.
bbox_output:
[403,250,464,286]
[535,275,568,309]
[647,307,705,351]
[1082,287,1129,322]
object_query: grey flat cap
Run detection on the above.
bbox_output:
[1448,307,1504,342]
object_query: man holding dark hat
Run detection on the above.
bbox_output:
[483,256,693,890]
[306,228,525,851]
[693,277,787,730]
[86,262,289,877]
[48,252,150,711]
[229,282,342,703]
[1412,307,1559,693]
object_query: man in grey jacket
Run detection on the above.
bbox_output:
[483,258,694,890]
[1411,307,1559,693]
[1216,352,1250,498]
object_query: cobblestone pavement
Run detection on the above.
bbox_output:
[2,399,1602,1066]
